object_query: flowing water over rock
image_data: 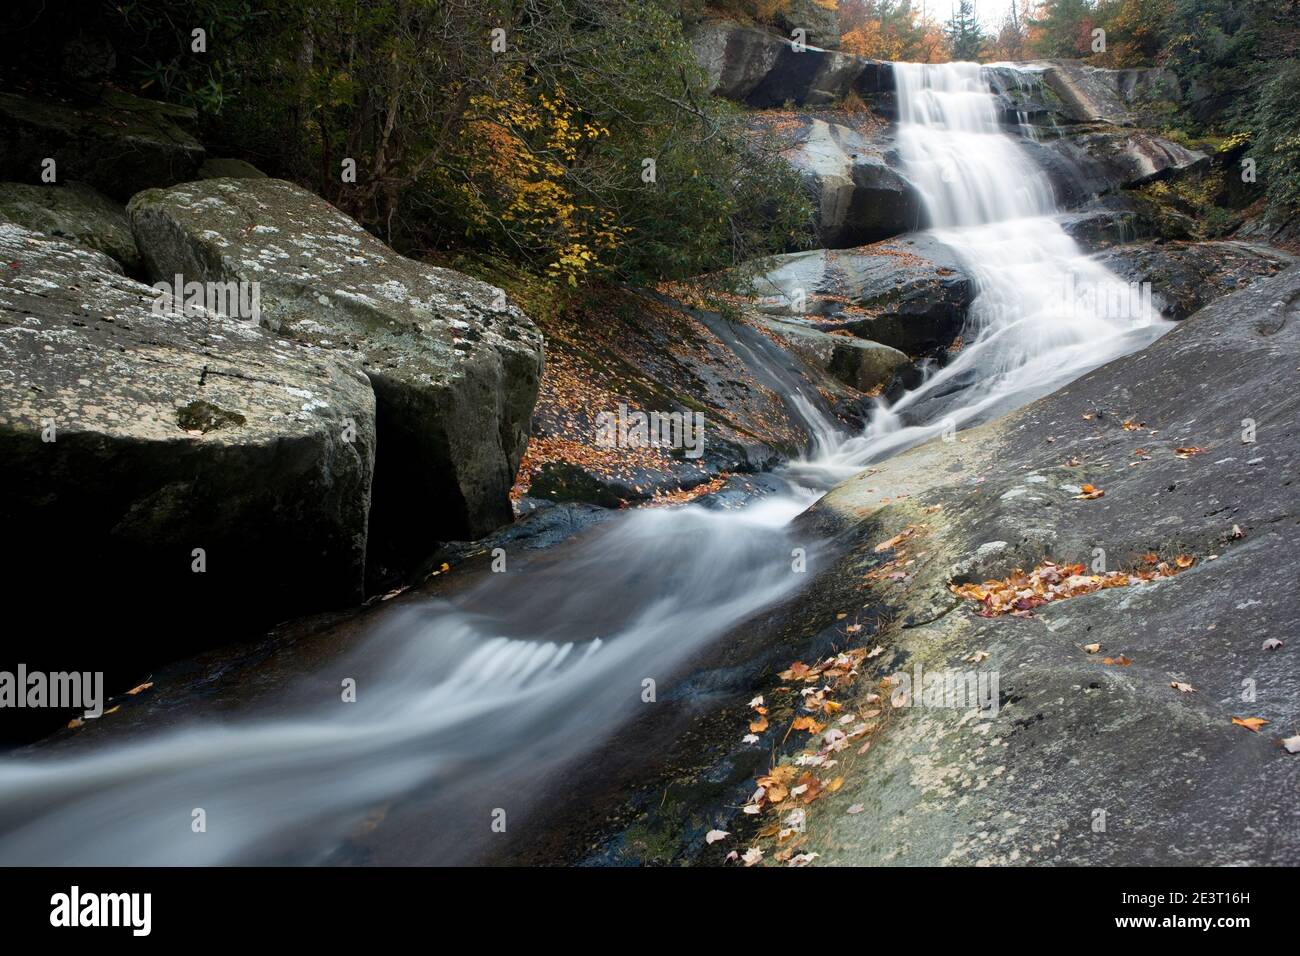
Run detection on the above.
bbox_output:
[0,62,1175,865]
[807,62,1171,482]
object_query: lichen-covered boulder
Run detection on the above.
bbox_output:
[127,178,544,581]
[0,90,204,200]
[0,181,140,272]
[0,224,377,692]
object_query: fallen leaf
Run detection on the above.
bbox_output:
[125,681,154,696]
[1262,638,1283,651]
[847,803,866,814]
[791,715,825,734]
[1232,716,1269,732]
[742,734,760,744]
[705,829,729,844]
[1073,483,1105,500]
[1283,735,1300,755]
[748,695,764,708]
[749,716,769,733]
[1170,681,1195,693]
[1083,643,1101,654]
[742,847,763,866]
[1101,655,1133,666]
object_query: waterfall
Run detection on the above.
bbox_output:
[806,61,1172,478]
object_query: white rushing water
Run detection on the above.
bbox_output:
[0,62,1172,865]
[810,61,1171,480]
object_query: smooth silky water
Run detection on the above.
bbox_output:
[0,62,1172,865]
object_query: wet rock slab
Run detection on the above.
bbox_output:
[738,234,974,356]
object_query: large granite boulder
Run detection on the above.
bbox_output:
[691,20,890,108]
[752,114,923,247]
[0,90,204,200]
[737,234,975,355]
[0,224,376,735]
[0,181,140,272]
[128,178,543,582]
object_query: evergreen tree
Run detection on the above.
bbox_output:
[945,0,987,60]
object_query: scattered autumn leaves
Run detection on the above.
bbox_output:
[949,555,1195,618]
[724,645,889,867]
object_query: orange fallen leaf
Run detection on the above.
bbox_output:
[749,716,769,733]
[125,681,154,696]
[791,715,825,734]
[1232,717,1269,732]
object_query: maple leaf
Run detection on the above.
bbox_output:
[791,715,825,734]
[1262,638,1283,651]
[1232,716,1269,732]
[749,716,769,733]
[742,847,763,866]
[1101,655,1133,666]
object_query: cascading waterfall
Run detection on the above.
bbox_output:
[0,62,1172,866]
[810,61,1171,479]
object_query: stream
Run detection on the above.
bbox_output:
[0,62,1172,865]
